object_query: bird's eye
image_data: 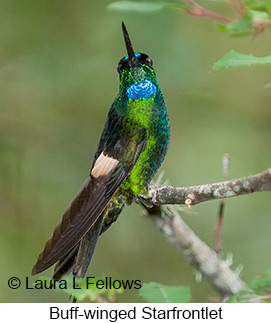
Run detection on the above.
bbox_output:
[117,65,122,74]
[146,57,153,67]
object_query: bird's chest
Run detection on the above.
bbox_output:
[120,99,169,198]
[126,98,157,129]
[126,98,169,145]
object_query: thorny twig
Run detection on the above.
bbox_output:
[144,204,246,297]
[139,168,271,207]
[138,168,270,297]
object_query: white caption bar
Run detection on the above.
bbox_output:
[1,303,270,322]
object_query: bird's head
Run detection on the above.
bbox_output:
[117,22,157,100]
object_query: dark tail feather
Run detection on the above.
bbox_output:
[53,213,105,281]
[53,245,79,280]
[71,213,104,303]
[73,212,105,278]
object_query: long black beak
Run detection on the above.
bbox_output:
[122,22,135,61]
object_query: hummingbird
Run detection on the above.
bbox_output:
[32,22,170,280]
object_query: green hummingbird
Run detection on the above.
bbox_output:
[32,22,170,280]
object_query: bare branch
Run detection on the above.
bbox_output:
[146,205,246,296]
[138,168,271,297]
[140,168,271,207]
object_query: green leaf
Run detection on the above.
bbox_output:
[107,1,189,13]
[265,0,271,13]
[227,269,271,303]
[216,14,252,36]
[139,282,191,303]
[40,276,124,302]
[245,0,271,13]
[70,277,124,302]
[213,50,271,70]
[107,1,167,13]
[248,269,271,294]
[249,9,270,20]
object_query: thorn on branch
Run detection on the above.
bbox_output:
[185,197,192,209]
[215,153,230,254]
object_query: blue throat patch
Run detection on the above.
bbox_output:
[127,79,157,100]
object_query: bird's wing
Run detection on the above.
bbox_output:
[32,132,147,275]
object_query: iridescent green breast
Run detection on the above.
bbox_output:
[119,88,170,199]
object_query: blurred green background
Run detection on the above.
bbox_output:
[1,0,271,302]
